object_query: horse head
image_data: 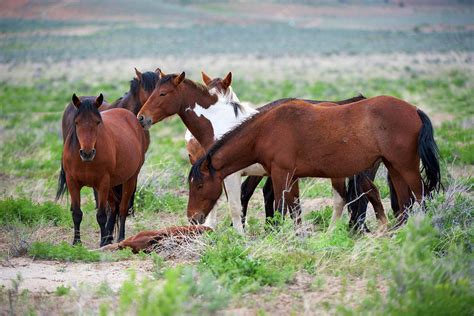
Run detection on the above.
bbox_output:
[137,71,186,129]
[71,93,103,162]
[187,156,223,225]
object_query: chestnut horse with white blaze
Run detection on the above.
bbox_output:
[57,94,149,246]
[187,96,441,227]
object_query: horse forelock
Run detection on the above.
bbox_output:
[67,99,102,151]
[188,154,215,184]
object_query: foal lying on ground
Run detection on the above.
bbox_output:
[187,96,441,228]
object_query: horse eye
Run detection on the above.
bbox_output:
[96,121,100,125]
[198,183,203,189]
[159,92,166,97]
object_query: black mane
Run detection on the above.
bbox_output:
[130,71,160,97]
[189,108,267,183]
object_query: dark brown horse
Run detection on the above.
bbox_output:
[187,96,441,227]
[57,68,160,216]
[57,94,149,246]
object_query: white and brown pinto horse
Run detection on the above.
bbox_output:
[187,97,441,228]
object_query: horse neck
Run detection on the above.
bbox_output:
[178,82,218,149]
[211,129,259,179]
[114,92,140,114]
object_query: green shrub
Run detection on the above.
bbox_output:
[55,285,70,296]
[304,206,333,229]
[0,197,69,226]
[200,228,294,293]
[350,187,474,315]
[28,242,102,262]
[118,267,229,315]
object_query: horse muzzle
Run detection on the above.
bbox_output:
[79,148,96,162]
[137,114,152,130]
[188,212,206,225]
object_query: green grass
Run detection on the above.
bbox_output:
[27,241,135,262]
[0,197,69,226]
[116,267,229,315]
[200,227,295,293]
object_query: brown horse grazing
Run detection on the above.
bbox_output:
[187,96,441,227]
[199,73,390,231]
[57,68,160,216]
[57,94,149,246]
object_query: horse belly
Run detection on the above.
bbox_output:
[241,163,267,176]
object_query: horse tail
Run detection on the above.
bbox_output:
[417,109,442,193]
[346,172,370,231]
[55,162,68,201]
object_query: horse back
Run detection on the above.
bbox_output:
[101,108,148,158]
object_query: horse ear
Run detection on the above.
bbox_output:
[72,93,81,108]
[134,68,143,81]
[222,72,232,89]
[155,68,165,78]
[201,71,212,86]
[173,72,185,86]
[95,93,104,108]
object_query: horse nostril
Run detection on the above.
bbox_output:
[79,149,84,155]
[91,149,96,155]
[138,115,144,122]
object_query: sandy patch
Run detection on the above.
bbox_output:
[0,257,153,293]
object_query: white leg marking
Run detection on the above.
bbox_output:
[224,173,245,234]
[329,188,345,229]
[203,203,218,229]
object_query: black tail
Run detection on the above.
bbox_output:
[417,109,442,194]
[55,162,68,201]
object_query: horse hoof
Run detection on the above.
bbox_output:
[72,240,82,246]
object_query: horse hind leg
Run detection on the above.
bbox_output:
[384,162,420,227]
[118,176,138,242]
[359,177,388,232]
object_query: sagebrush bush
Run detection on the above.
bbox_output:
[200,228,294,293]
[117,267,229,315]
[0,197,69,226]
[349,185,474,315]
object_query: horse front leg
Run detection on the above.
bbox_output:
[66,178,82,245]
[270,167,297,223]
[96,178,110,247]
[223,173,245,234]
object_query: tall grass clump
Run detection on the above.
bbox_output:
[200,227,295,293]
[117,267,229,315]
[0,197,69,226]
[351,182,473,315]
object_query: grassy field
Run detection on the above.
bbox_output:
[0,1,473,315]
